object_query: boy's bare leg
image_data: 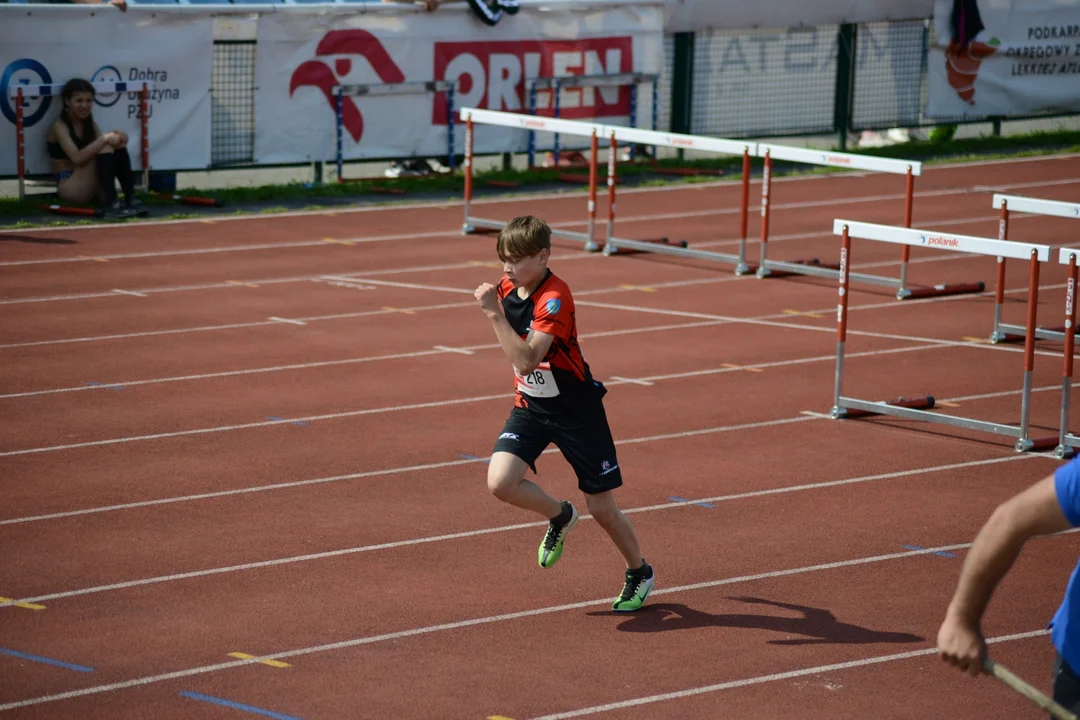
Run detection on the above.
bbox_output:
[487,451,563,519]
[584,490,644,569]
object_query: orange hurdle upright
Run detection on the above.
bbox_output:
[831,219,1054,452]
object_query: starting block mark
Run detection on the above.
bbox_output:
[112,289,148,298]
[382,306,417,315]
[617,284,657,293]
[227,652,291,668]
[668,496,716,509]
[227,280,260,289]
[84,381,126,391]
[78,255,109,263]
[903,544,957,559]
[722,363,764,373]
[267,416,309,428]
[322,237,356,246]
[963,336,989,344]
[268,316,307,326]
[0,596,46,611]
[610,375,655,386]
[434,345,474,355]
[0,647,91,672]
[460,453,491,464]
[782,309,823,319]
[936,401,961,408]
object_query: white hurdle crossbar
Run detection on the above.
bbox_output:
[990,193,1080,345]
[830,219,1055,452]
[1050,247,1080,458]
[459,107,756,259]
[9,80,154,201]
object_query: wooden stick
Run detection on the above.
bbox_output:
[984,658,1078,720]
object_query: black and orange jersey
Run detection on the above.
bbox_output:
[497,269,600,415]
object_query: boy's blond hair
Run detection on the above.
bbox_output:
[497,215,551,262]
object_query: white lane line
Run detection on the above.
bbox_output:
[0,451,1045,608]
[267,316,307,326]
[0,416,819,528]
[528,629,1055,719]
[0,530,1071,712]
[609,375,654,386]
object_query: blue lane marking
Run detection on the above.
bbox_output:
[459,454,490,464]
[903,544,957,559]
[0,647,94,673]
[266,416,308,427]
[179,691,302,720]
[668,496,716,509]
[84,381,125,391]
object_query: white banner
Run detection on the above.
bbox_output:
[663,0,934,33]
[927,0,1080,118]
[0,11,212,176]
[253,6,664,165]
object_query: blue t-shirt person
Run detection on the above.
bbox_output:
[1051,458,1080,670]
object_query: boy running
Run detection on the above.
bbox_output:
[472,215,655,611]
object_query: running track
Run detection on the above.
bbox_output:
[2,154,1079,719]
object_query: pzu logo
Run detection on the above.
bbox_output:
[1,59,125,127]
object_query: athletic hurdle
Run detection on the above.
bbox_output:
[600,126,757,273]
[989,193,1080,345]
[526,72,660,170]
[460,107,607,251]
[10,80,152,205]
[754,144,985,300]
[830,219,1055,453]
[333,80,455,190]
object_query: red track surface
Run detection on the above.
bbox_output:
[2,154,1080,719]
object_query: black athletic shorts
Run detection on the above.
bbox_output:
[491,393,623,495]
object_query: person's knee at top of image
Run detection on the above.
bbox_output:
[45,78,143,218]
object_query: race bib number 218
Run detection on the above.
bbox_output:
[517,363,560,398]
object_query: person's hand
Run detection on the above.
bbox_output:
[474,283,501,317]
[937,613,987,677]
[102,132,123,148]
[109,0,128,11]
[113,131,128,150]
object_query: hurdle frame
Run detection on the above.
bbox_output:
[1052,247,1080,459]
[333,80,456,184]
[526,72,660,169]
[830,219,1055,452]
[460,107,606,251]
[990,193,1080,345]
[600,125,757,273]
[10,81,153,202]
[753,144,985,300]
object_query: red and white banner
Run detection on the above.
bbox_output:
[252,5,664,164]
[927,0,1080,118]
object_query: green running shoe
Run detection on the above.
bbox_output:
[538,501,579,569]
[612,562,655,611]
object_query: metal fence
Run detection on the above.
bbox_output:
[206,18,1074,168]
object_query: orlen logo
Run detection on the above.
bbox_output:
[289,30,405,143]
[432,38,633,125]
[0,59,53,126]
[922,235,961,248]
[945,37,999,104]
[823,154,852,165]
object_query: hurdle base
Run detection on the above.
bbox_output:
[755,259,839,280]
[990,323,1067,344]
[35,204,105,219]
[1055,436,1079,460]
[897,281,985,300]
[1016,435,1059,453]
[831,395,935,420]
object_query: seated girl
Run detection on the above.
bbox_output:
[45,78,145,219]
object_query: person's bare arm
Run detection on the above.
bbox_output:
[474,282,555,375]
[938,474,1073,675]
[53,122,119,167]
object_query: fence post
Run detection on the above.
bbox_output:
[670,31,694,162]
[834,23,857,151]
